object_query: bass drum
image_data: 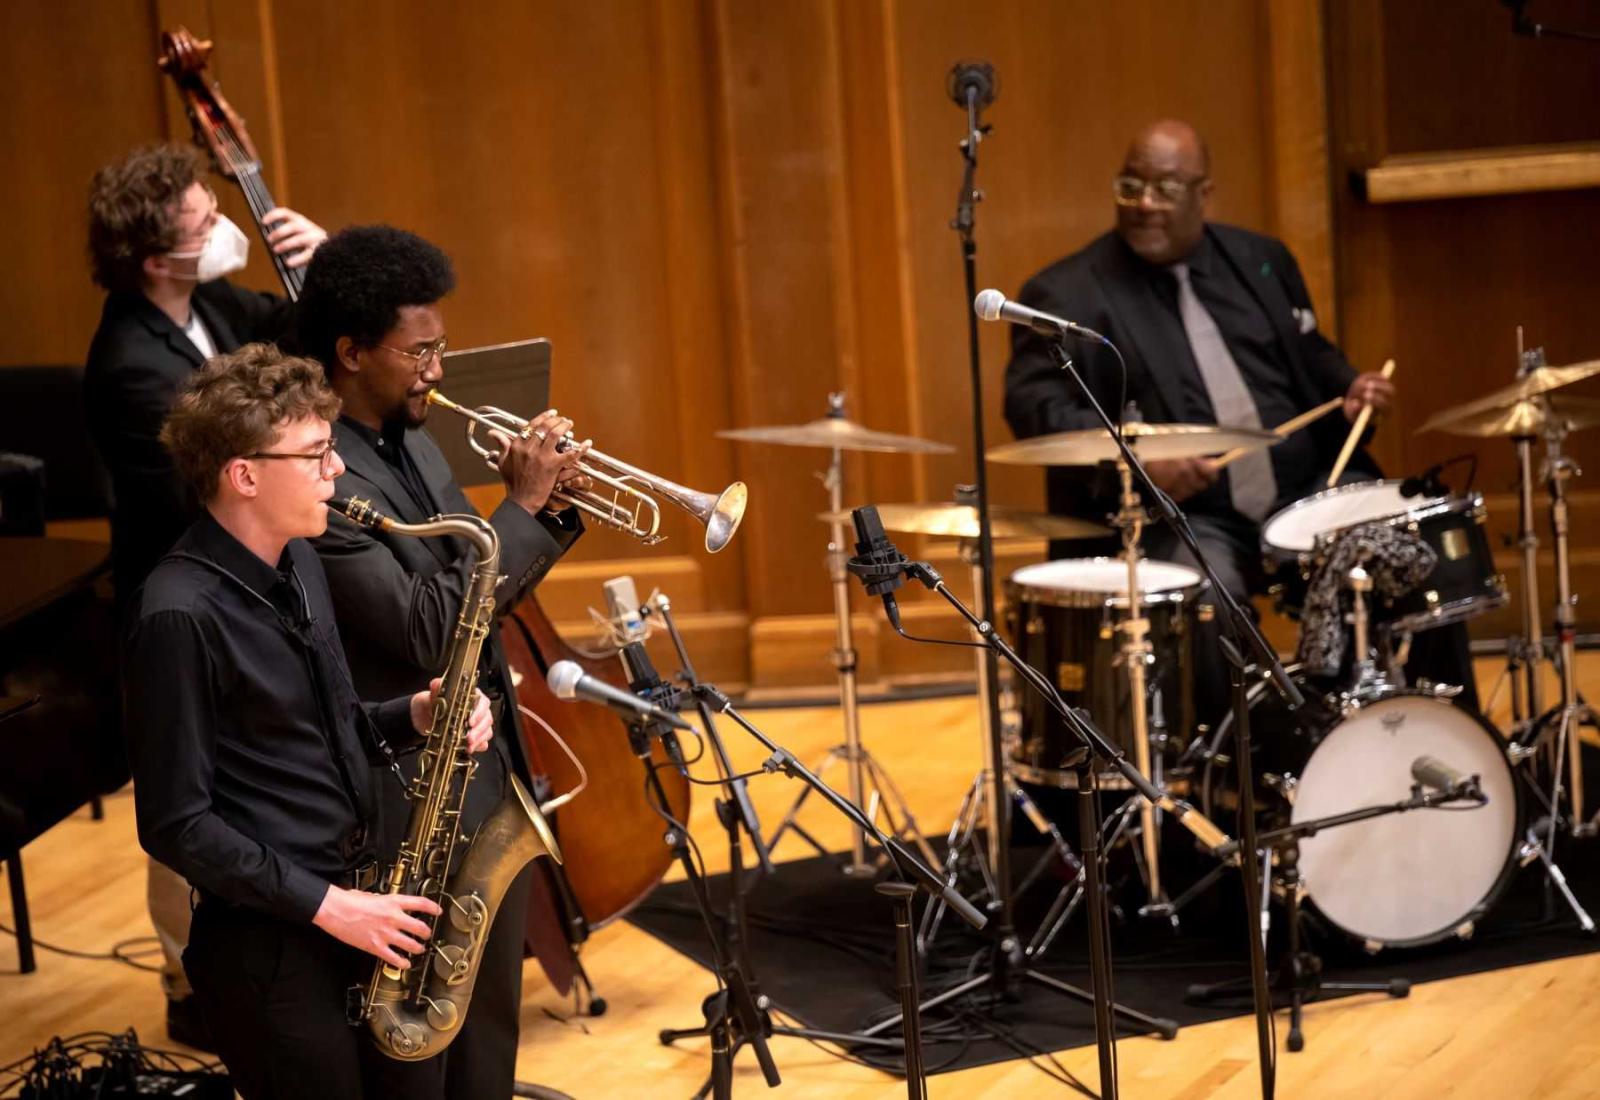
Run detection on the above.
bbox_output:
[1201,675,1521,950]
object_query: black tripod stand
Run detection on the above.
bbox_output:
[644,596,901,1100]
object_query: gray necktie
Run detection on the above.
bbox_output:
[1170,262,1276,521]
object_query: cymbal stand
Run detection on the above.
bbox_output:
[1497,342,1550,749]
[765,393,937,872]
[1112,458,1166,912]
[1535,414,1593,838]
[917,532,1085,954]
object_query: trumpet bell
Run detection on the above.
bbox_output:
[702,482,748,555]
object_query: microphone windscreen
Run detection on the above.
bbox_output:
[547,660,584,699]
[974,288,1006,321]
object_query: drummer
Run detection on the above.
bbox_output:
[1002,119,1475,710]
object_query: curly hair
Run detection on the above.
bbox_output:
[87,144,207,292]
[296,225,456,371]
[160,343,342,503]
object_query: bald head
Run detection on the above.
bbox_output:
[1115,119,1214,266]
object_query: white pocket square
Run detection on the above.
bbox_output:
[1292,307,1317,335]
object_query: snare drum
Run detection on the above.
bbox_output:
[1261,480,1506,632]
[1004,558,1203,787]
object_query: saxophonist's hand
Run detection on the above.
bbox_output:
[410,680,495,753]
[313,886,441,969]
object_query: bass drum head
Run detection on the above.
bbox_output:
[1291,694,1519,948]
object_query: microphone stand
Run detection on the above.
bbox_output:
[1043,337,1288,1099]
[947,65,1017,992]
[692,681,991,1100]
[637,603,930,1099]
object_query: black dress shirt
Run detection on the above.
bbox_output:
[339,416,434,521]
[125,512,419,923]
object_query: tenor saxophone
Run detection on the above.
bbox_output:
[331,496,562,1061]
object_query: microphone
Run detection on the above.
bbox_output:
[845,506,909,631]
[602,575,650,648]
[547,659,692,732]
[974,288,1106,342]
[946,60,997,109]
[1399,463,1446,499]
[1411,755,1486,802]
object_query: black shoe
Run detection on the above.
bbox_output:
[166,995,217,1053]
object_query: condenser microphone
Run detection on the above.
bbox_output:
[947,60,997,109]
[845,505,909,631]
[1411,755,1486,802]
[974,289,1106,342]
[1399,464,1446,499]
[547,660,691,732]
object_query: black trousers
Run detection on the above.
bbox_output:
[185,902,444,1100]
[372,740,534,1100]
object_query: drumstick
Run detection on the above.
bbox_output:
[1212,397,1344,470]
[1326,358,1396,488]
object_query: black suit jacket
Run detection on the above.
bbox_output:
[310,424,581,823]
[83,280,291,599]
[1002,224,1380,538]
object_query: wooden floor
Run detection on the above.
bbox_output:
[5,657,1600,1099]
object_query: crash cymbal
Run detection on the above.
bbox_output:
[987,422,1277,466]
[718,416,955,455]
[819,502,1109,541]
[1419,394,1600,438]
[1416,359,1600,436]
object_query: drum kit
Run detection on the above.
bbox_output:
[719,346,1599,1047]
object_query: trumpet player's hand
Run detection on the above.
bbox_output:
[410,679,495,753]
[313,885,441,969]
[492,410,579,514]
[546,450,593,513]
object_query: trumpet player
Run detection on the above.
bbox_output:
[298,225,588,1099]
[124,344,496,1099]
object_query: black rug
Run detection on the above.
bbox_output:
[628,836,1600,1077]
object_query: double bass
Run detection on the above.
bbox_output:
[157,27,692,991]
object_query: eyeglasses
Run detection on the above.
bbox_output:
[246,436,340,479]
[377,335,449,374]
[1113,174,1207,209]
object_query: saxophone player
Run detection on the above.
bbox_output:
[123,344,496,1100]
[298,226,588,1099]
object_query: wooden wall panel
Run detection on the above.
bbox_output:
[0,1,166,366]
[1328,0,1600,634]
[31,1,1574,685]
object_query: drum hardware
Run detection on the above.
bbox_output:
[915,512,1088,956]
[720,393,950,874]
[1326,357,1396,488]
[842,508,1183,1086]
[977,328,1299,1097]
[1421,338,1599,836]
[614,593,980,1100]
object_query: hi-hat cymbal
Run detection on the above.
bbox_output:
[987,422,1276,466]
[1419,394,1600,438]
[1416,359,1600,436]
[819,502,1109,541]
[718,416,954,454]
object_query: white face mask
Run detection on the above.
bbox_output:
[166,214,250,282]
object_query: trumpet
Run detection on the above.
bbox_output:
[425,389,747,554]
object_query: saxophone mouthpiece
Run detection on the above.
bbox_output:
[329,496,390,530]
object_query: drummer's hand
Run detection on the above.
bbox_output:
[1344,372,1395,422]
[1147,458,1218,502]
